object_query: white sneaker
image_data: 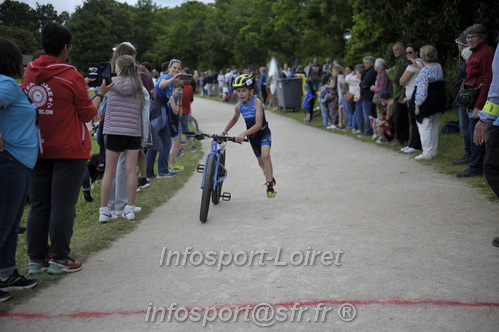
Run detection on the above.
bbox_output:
[404,147,422,154]
[327,124,338,130]
[122,205,136,220]
[415,153,433,160]
[99,207,118,223]
[114,206,141,215]
[400,146,410,152]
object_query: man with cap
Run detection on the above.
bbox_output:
[452,32,472,165]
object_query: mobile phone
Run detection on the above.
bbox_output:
[86,62,114,87]
[180,74,192,81]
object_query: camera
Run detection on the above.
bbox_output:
[86,62,115,87]
[179,74,192,81]
[402,59,413,65]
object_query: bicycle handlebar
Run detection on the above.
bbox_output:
[183,131,248,143]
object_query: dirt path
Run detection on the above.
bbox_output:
[1,98,498,331]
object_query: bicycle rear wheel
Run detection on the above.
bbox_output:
[200,154,216,223]
[212,149,226,205]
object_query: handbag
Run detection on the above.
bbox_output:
[455,82,482,109]
[345,91,354,104]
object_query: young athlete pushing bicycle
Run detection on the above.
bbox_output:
[221,74,277,198]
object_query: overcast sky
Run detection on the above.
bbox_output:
[18,0,213,14]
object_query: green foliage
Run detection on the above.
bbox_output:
[1,0,497,74]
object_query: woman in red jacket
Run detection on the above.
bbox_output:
[22,23,112,275]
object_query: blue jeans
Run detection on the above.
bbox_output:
[320,102,329,126]
[458,106,471,157]
[362,100,374,136]
[0,151,31,278]
[343,97,354,128]
[468,117,486,172]
[146,124,172,177]
[353,101,362,131]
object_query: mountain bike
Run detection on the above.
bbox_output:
[185,132,246,223]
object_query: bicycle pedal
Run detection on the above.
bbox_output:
[222,192,231,201]
[196,164,205,173]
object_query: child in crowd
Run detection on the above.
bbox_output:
[319,75,331,126]
[371,90,394,143]
[99,55,144,222]
[168,81,184,171]
[222,74,277,198]
[303,83,314,123]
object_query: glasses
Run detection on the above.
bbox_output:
[466,34,480,40]
[68,44,72,51]
[405,51,413,55]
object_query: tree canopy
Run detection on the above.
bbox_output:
[1,0,497,72]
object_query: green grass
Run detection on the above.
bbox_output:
[1,136,203,310]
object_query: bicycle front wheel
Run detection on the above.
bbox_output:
[200,154,216,223]
[212,149,226,205]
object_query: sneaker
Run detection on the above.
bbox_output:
[263,178,277,198]
[177,149,185,157]
[146,175,157,181]
[266,185,277,198]
[372,134,378,140]
[0,289,12,303]
[170,165,184,171]
[83,190,94,203]
[191,146,197,152]
[352,129,362,134]
[157,172,177,178]
[404,147,422,154]
[400,146,410,152]
[180,141,189,146]
[122,205,136,220]
[48,258,82,274]
[376,139,387,144]
[136,187,141,193]
[96,163,105,172]
[493,236,499,248]
[0,270,38,291]
[138,177,150,189]
[415,153,433,160]
[28,259,50,275]
[452,155,470,165]
[99,207,119,223]
[456,169,483,178]
[327,124,338,130]
[115,206,142,216]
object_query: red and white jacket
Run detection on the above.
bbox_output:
[22,55,96,159]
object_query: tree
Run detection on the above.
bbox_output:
[66,0,134,71]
